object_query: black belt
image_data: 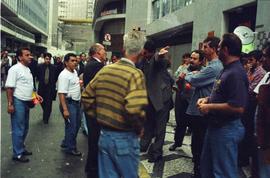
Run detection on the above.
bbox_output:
[100,125,130,132]
[66,98,80,104]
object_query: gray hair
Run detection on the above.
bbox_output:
[123,30,146,56]
[89,43,104,56]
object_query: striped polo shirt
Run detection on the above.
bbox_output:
[81,59,148,131]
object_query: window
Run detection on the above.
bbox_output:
[162,0,170,17]
[152,0,160,20]
[171,0,184,12]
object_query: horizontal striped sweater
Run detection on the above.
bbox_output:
[81,60,148,131]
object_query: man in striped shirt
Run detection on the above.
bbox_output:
[81,30,148,178]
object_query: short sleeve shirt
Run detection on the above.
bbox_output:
[57,68,81,101]
[5,62,34,101]
[254,72,270,94]
[209,60,248,118]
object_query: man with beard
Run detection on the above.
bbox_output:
[36,53,57,124]
[198,33,248,178]
[169,51,201,151]
[182,38,223,178]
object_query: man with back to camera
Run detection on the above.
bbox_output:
[82,29,148,178]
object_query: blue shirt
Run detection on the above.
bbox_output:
[209,60,248,120]
[185,59,223,116]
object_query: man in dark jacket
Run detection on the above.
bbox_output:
[36,53,57,124]
[83,43,106,178]
[138,39,174,162]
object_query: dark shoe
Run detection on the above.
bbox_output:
[148,155,162,163]
[12,155,29,163]
[22,150,32,156]
[66,150,82,156]
[43,120,48,124]
[169,144,180,151]
[82,130,88,136]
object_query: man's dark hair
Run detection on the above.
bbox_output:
[44,52,52,58]
[192,50,205,62]
[247,50,262,61]
[144,39,156,53]
[64,53,76,62]
[80,52,86,57]
[203,36,220,51]
[240,52,248,65]
[263,42,270,57]
[16,47,30,57]
[191,50,205,62]
[220,33,242,57]
[182,53,191,59]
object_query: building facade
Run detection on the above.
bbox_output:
[93,0,270,73]
[1,0,49,55]
[58,0,95,53]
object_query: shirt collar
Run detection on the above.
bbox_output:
[120,58,135,67]
[93,57,102,63]
[208,58,220,65]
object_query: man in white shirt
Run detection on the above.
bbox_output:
[5,47,43,163]
[58,53,82,156]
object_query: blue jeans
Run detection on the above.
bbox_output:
[258,149,270,178]
[61,100,81,152]
[11,97,30,158]
[201,119,245,178]
[81,108,88,135]
[98,129,140,178]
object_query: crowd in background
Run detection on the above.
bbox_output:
[2,30,270,178]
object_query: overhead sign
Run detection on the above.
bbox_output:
[104,33,111,42]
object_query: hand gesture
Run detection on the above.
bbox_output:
[158,46,169,56]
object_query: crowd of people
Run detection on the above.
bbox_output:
[2,29,270,178]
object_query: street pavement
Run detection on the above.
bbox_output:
[1,90,251,178]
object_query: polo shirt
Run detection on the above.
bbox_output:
[209,60,248,123]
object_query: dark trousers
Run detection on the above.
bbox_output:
[239,96,257,166]
[140,101,170,159]
[174,92,189,146]
[188,115,208,177]
[85,115,100,178]
[40,93,53,122]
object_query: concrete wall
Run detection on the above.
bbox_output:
[255,0,270,49]
[169,43,192,75]
[125,0,150,33]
